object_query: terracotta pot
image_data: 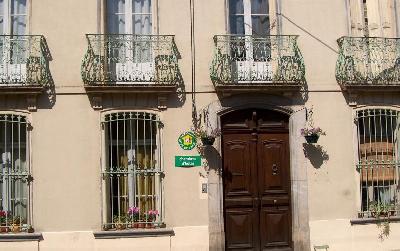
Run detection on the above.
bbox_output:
[0,225,9,233]
[137,223,145,229]
[131,222,139,228]
[115,223,126,230]
[146,223,154,229]
[11,225,21,233]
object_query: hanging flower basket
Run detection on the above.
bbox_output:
[304,134,319,144]
[301,127,325,144]
[192,126,220,147]
[201,136,216,146]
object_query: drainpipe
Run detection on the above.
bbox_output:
[190,0,197,125]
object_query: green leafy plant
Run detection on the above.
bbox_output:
[192,126,220,140]
[113,214,128,230]
[369,201,392,240]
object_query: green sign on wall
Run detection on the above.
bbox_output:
[175,156,201,167]
[178,131,197,150]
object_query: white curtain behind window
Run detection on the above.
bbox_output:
[107,0,152,34]
[11,0,26,36]
[133,0,152,35]
[0,0,26,35]
[107,0,126,34]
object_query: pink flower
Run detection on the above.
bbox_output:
[0,210,5,217]
[127,206,140,215]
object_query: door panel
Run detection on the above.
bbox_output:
[258,135,290,195]
[225,208,258,250]
[224,138,254,196]
[260,206,292,250]
[223,133,258,250]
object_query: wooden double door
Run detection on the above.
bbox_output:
[222,109,292,251]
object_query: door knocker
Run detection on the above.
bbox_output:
[272,164,278,176]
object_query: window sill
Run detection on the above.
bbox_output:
[93,228,175,239]
[350,216,400,225]
[0,233,43,242]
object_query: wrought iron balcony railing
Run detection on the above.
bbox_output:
[0,35,50,87]
[210,35,305,88]
[336,36,400,88]
[82,34,179,85]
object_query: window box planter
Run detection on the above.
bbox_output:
[304,134,319,144]
[201,136,216,146]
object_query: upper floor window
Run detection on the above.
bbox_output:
[106,0,152,34]
[0,0,27,35]
[101,112,163,230]
[229,0,270,36]
[349,0,396,37]
[0,113,31,233]
[355,109,400,218]
[228,0,278,35]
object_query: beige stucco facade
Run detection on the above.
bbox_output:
[0,0,399,250]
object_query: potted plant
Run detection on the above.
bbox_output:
[0,210,9,233]
[301,106,326,144]
[369,201,392,240]
[193,126,221,146]
[145,210,159,229]
[113,214,128,230]
[301,127,325,144]
[127,206,140,228]
[10,216,22,233]
[369,201,390,218]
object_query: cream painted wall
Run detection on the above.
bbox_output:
[0,0,398,250]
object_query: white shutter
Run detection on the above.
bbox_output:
[366,0,381,36]
[380,0,396,37]
[269,0,278,35]
[349,0,364,36]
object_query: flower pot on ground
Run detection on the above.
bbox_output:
[201,136,215,146]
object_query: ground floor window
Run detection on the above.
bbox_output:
[102,112,163,230]
[356,109,400,217]
[0,114,31,232]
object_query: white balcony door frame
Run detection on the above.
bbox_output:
[228,0,274,82]
[0,0,28,84]
[107,0,156,83]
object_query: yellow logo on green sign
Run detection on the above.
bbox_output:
[178,131,197,150]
